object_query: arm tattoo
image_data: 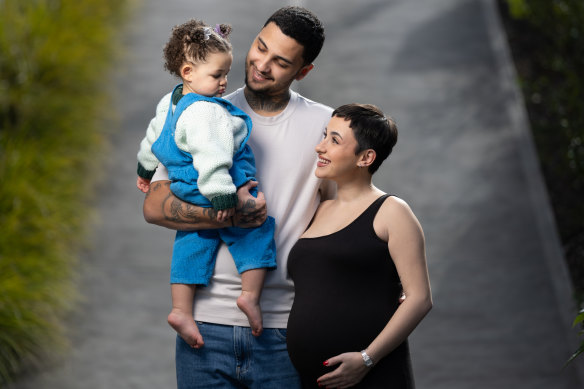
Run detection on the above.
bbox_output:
[202,207,218,221]
[164,194,200,223]
[237,198,259,224]
[239,198,257,213]
[145,181,162,200]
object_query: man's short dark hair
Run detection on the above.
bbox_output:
[265,6,325,65]
[332,103,398,174]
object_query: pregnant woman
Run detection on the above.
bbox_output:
[287,103,432,388]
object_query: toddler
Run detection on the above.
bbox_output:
[136,19,276,348]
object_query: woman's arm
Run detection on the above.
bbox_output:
[317,196,432,388]
[365,196,432,361]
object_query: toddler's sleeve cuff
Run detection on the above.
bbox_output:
[137,163,155,179]
[211,193,238,210]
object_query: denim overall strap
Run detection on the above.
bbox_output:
[150,86,257,205]
[151,84,192,176]
[171,93,253,153]
[168,93,257,190]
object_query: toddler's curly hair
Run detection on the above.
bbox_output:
[163,19,232,78]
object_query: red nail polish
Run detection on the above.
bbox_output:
[323,361,329,366]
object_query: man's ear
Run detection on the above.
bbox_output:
[358,149,376,168]
[180,63,194,81]
[295,64,314,81]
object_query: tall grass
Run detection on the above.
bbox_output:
[0,0,129,383]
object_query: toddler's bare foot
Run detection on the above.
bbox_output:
[237,292,263,336]
[168,309,204,348]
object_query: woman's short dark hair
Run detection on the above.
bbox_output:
[264,6,325,65]
[332,103,398,174]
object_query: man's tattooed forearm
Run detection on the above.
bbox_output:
[202,207,219,221]
[164,194,200,222]
[145,181,163,200]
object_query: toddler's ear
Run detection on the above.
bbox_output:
[180,63,194,80]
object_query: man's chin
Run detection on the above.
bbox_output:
[245,78,271,95]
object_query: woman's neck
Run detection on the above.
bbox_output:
[334,175,380,204]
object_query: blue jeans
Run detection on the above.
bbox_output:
[175,322,301,389]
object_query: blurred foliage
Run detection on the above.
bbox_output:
[567,308,584,365]
[500,0,584,289]
[500,0,584,363]
[0,0,129,383]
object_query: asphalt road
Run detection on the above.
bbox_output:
[10,0,584,388]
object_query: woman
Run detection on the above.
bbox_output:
[287,103,432,388]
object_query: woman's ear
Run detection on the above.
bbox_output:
[358,149,376,168]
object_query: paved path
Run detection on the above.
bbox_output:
[11,0,584,388]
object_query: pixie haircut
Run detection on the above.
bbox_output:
[163,19,233,78]
[332,103,398,174]
[264,6,325,65]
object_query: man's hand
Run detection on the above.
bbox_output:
[233,181,267,228]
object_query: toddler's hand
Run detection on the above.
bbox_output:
[137,176,151,193]
[216,207,235,223]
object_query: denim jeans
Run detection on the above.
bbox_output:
[175,322,301,389]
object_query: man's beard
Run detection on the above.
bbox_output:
[244,63,272,97]
[244,74,268,96]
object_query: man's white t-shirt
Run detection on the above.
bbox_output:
[152,87,335,328]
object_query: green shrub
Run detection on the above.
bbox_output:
[502,0,584,243]
[501,0,584,364]
[567,309,584,365]
[0,0,129,383]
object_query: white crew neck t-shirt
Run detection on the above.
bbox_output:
[152,87,335,328]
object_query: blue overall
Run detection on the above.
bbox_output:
[151,85,277,285]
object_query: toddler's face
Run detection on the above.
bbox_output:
[185,51,232,97]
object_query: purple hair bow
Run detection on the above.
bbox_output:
[214,24,226,38]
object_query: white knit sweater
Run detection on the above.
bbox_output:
[137,92,248,206]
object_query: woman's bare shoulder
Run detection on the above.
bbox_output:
[380,195,413,215]
[376,195,422,234]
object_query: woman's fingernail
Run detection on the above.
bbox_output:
[323,361,329,366]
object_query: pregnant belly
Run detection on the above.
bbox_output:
[286,295,394,381]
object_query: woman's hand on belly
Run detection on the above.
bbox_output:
[317,352,369,388]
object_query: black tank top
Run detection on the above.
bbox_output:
[287,195,414,388]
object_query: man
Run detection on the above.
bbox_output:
[143,7,335,388]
